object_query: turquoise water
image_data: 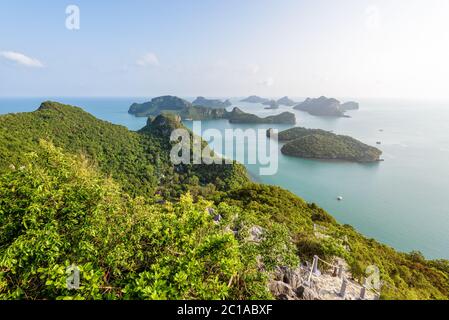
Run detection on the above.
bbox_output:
[1,97,449,259]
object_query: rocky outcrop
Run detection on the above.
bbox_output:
[269,259,378,300]
[141,113,184,137]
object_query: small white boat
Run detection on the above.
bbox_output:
[337,196,343,201]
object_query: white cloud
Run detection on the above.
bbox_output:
[136,52,160,67]
[258,77,274,87]
[0,51,44,68]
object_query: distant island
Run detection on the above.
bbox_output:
[340,101,360,111]
[277,96,297,106]
[129,96,295,124]
[129,96,192,117]
[268,127,382,162]
[263,100,280,110]
[240,96,297,107]
[192,96,232,109]
[294,96,359,117]
[228,107,296,124]
[240,95,270,104]
[181,105,228,120]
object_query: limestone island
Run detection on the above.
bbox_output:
[240,95,270,104]
[267,127,382,162]
[192,96,232,109]
[228,107,296,124]
[129,96,296,124]
[294,96,359,117]
[129,96,192,117]
[263,100,280,110]
[340,101,360,111]
[277,96,297,106]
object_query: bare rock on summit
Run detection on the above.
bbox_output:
[269,281,297,300]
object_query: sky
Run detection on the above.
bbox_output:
[1,0,449,99]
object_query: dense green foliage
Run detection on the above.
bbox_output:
[0,102,448,300]
[217,184,449,300]
[0,102,248,199]
[0,142,295,299]
[228,108,296,125]
[129,96,192,117]
[276,127,382,162]
[180,106,228,121]
[268,127,332,141]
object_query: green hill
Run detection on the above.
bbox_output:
[271,127,382,162]
[0,101,448,300]
[228,107,296,124]
[129,96,192,117]
[0,101,248,198]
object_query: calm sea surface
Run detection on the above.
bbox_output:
[1,97,449,259]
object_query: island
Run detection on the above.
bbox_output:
[277,96,297,106]
[263,100,280,110]
[240,95,270,104]
[228,107,296,124]
[268,127,382,162]
[340,101,360,111]
[129,96,296,124]
[180,105,228,120]
[129,96,192,117]
[192,96,232,109]
[293,96,360,117]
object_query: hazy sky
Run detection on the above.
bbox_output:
[1,0,449,99]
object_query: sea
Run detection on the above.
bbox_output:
[1,96,449,260]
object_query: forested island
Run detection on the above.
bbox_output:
[277,96,297,106]
[240,96,296,107]
[0,101,447,300]
[192,96,232,109]
[228,107,296,124]
[263,100,280,110]
[129,96,296,124]
[240,95,269,104]
[268,127,383,162]
[294,96,359,117]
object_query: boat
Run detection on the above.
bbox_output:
[376,141,382,145]
[337,196,343,201]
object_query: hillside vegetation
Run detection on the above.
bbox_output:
[0,101,248,198]
[0,102,448,300]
